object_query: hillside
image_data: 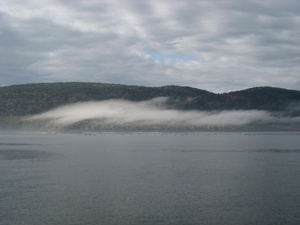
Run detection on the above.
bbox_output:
[0,82,215,116]
[1,82,300,131]
[1,82,300,116]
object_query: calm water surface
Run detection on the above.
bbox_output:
[1,132,300,225]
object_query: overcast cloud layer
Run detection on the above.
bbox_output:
[1,0,300,92]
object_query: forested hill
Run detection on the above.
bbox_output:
[1,82,300,117]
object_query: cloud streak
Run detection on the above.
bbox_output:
[27,98,300,128]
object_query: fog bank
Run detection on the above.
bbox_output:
[27,98,300,127]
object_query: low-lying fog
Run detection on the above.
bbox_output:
[27,98,300,127]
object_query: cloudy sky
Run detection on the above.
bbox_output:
[0,0,299,93]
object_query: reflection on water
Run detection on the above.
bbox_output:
[0,149,56,160]
[178,148,300,153]
[1,133,300,225]
[0,143,31,145]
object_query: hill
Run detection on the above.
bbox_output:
[1,82,300,131]
[1,82,300,116]
[0,82,215,116]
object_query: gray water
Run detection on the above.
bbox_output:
[1,132,300,225]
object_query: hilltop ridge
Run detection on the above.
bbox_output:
[1,82,300,116]
[1,82,300,131]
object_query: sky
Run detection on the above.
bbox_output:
[0,0,299,93]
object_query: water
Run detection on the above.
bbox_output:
[1,132,300,225]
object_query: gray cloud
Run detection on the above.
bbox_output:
[0,0,300,92]
[27,98,300,128]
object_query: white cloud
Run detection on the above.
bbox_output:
[27,98,300,129]
[28,98,274,127]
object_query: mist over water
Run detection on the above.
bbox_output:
[27,98,300,128]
